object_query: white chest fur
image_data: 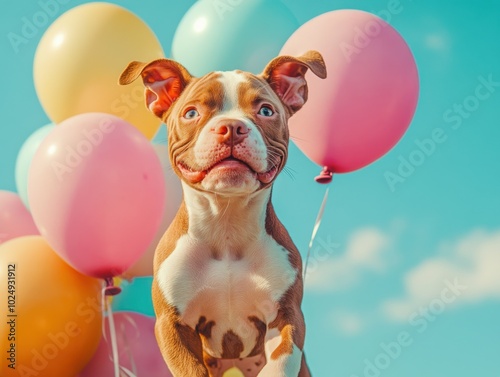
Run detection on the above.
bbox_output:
[156,185,297,358]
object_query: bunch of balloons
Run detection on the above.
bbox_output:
[2,3,178,376]
[1,1,418,376]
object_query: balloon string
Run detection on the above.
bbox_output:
[121,313,140,376]
[101,281,137,377]
[303,186,330,281]
[105,295,121,377]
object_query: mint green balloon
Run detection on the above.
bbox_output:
[172,0,299,76]
[15,124,54,209]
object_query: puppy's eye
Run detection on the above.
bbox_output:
[258,105,274,117]
[183,108,199,119]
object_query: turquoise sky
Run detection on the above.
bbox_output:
[1,1,499,376]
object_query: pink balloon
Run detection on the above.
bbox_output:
[80,312,172,377]
[0,191,39,244]
[28,113,165,278]
[122,144,183,278]
[281,10,419,180]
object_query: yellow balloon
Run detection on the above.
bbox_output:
[0,236,103,377]
[34,3,164,139]
[223,367,245,377]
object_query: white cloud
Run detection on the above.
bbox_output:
[347,228,390,271]
[330,310,365,336]
[382,229,500,322]
[305,228,392,292]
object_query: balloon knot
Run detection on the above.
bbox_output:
[315,167,333,184]
[104,277,122,296]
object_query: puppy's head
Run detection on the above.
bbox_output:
[119,51,326,196]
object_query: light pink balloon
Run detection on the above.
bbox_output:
[28,113,165,278]
[123,144,183,278]
[80,312,172,377]
[0,191,39,244]
[281,10,419,179]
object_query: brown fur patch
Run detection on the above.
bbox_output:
[221,330,244,358]
[196,316,216,339]
[166,73,227,174]
[248,315,267,356]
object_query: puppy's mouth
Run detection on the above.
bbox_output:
[177,156,280,185]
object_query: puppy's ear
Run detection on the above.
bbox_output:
[261,50,327,115]
[119,59,193,119]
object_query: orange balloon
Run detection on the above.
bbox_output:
[0,236,102,377]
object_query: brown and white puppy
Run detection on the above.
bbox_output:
[119,51,326,377]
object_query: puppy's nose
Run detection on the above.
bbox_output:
[213,120,249,146]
